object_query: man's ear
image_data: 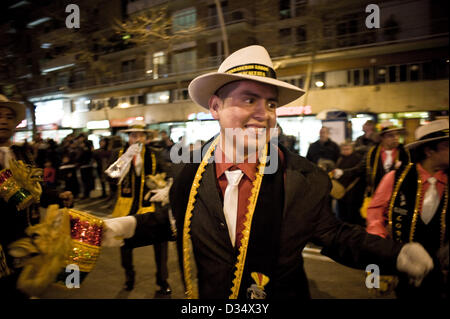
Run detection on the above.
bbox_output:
[209,95,221,120]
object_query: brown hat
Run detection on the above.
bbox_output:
[0,94,26,125]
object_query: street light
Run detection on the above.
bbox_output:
[315,80,324,88]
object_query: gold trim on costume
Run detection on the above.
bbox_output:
[388,164,447,246]
[388,163,413,238]
[182,137,268,299]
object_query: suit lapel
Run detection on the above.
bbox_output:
[197,162,226,223]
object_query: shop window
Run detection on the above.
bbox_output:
[138,95,145,105]
[129,96,136,105]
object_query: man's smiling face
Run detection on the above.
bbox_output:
[209,80,278,157]
[0,107,17,144]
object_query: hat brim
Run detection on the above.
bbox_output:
[0,101,26,125]
[120,128,153,133]
[405,136,449,149]
[379,128,406,135]
[188,72,305,109]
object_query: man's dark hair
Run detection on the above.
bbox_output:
[413,140,441,163]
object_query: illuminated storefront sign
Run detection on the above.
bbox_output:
[109,116,144,127]
[276,105,312,117]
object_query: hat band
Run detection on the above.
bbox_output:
[130,125,145,129]
[419,129,449,141]
[225,63,276,79]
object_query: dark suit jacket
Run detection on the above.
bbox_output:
[133,142,404,299]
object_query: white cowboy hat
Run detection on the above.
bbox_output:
[0,94,26,125]
[188,45,305,109]
[406,119,449,149]
[378,120,405,136]
[120,119,153,133]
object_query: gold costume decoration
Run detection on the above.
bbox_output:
[111,147,156,217]
[182,137,268,299]
[8,205,72,297]
[0,159,43,210]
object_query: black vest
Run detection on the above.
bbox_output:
[389,163,448,256]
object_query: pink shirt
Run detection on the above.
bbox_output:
[366,164,447,238]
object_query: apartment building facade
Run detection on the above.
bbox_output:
[2,0,448,152]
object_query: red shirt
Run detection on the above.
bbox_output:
[366,164,447,238]
[215,145,285,247]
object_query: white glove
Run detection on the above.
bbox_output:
[149,178,173,206]
[102,216,137,247]
[396,242,434,287]
[333,168,343,179]
[105,143,142,184]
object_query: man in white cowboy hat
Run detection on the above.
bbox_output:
[0,95,73,298]
[106,119,173,295]
[103,46,434,299]
[367,119,449,298]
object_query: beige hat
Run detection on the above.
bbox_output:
[0,94,26,125]
[188,45,305,109]
[406,119,449,149]
[120,119,152,133]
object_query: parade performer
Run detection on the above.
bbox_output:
[334,123,411,219]
[103,45,434,299]
[106,121,173,294]
[367,119,449,298]
[0,95,80,298]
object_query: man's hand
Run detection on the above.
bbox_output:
[397,242,434,287]
[59,191,74,208]
[332,168,343,179]
[102,216,137,247]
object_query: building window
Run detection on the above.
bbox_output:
[399,64,407,82]
[279,0,291,19]
[409,64,420,81]
[296,25,307,44]
[363,68,370,85]
[325,70,347,88]
[121,59,136,73]
[173,7,197,32]
[174,88,190,101]
[279,28,292,44]
[172,49,197,74]
[388,65,397,83]
[376,67,387,84]
[146,91,170,104]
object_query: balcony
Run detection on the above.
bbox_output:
[24,54,225,97]
[202,8,253,30]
